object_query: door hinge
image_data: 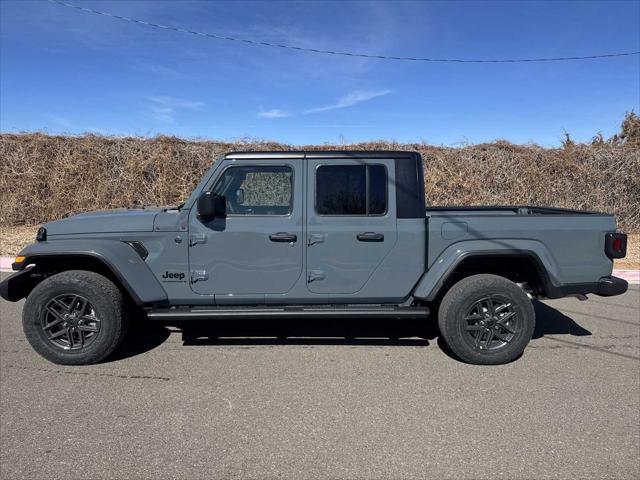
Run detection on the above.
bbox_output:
[190,270,208,283]
[308,270,325,283]
[189,234,207,247]
[307,234,326,246]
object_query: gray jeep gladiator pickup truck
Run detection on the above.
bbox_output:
[1,151,629,365]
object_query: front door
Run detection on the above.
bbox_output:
[188,159,303,300]
[306,158,397,294]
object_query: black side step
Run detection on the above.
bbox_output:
[147,305,429,321]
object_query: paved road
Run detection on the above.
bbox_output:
[1,276,638,479]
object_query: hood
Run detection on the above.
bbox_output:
[45,208,162,235]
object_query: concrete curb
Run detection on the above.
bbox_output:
[1,256,638,283]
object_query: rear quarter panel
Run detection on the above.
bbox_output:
[414,212,616,300]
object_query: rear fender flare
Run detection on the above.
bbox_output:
[412,239,560,301]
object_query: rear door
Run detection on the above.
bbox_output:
[306,158,397,294]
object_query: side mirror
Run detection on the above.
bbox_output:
[197,191,226,221]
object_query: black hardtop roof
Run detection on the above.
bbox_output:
[224,150,420,159]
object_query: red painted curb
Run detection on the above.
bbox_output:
[0,257,11,271]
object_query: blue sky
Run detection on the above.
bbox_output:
[1,0,638,146]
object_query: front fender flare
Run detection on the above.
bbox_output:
[9,239,168,305]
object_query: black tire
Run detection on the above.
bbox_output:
[437,274,535,365]
[23,270,130,365]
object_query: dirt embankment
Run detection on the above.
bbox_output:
[1,133,638,231]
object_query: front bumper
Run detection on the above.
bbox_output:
[0,268,35,302]
[0,275,8,301]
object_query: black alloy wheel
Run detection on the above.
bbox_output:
[462,295,519,351]
[41,294,102,350]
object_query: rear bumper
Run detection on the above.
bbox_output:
[548,275,629,299]
[596,276,629,296]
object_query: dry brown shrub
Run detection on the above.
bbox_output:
[0,133,638,231]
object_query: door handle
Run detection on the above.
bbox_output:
[269,232,297,243]
[357,232,384,242]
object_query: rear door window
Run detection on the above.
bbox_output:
[315,164,387,216]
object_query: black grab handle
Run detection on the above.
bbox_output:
[357,232,384,242]
[269,232,297,243]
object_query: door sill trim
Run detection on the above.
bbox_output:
[147,305,429,321]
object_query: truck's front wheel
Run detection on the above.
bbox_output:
[437,274,535,365]
[23,270,129,365]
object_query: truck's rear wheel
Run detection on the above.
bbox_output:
[437,274,535,365]
[23,270,129,365]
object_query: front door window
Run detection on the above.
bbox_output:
[212,165,293,216]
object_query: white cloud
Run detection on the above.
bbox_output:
[148,96,204,109]
[140,64,183,78]
[257,109,291,119]
[305,89,391,114]
[47,114,73,129]
[148,95,204,122]
[150,106,175,122]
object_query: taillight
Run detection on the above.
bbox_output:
[613,238,622,251]
[605,233,627,259]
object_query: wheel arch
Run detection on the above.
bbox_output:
[6,240,168,306]
[21,253,143,304]
[413,248,557,302]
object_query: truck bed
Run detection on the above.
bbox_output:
[425,205,617,288]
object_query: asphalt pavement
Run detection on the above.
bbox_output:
[1,274,638,479]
